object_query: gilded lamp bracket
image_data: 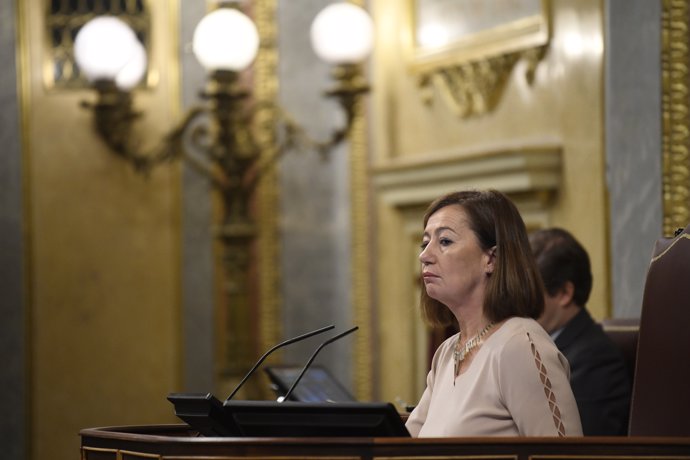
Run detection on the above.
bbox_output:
[81,65,368,194]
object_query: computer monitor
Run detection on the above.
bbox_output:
[264,365,356,402]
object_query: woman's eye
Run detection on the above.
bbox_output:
[420,241,429,250]
[440,238,452,246]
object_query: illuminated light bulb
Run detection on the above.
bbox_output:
[310,3,374,65]
[192,8,260,72]
[74,16,141,84]
[115,40,147,90]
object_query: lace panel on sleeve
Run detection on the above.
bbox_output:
[526,332,566,437]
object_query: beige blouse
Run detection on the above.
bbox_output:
[406,317,582,437]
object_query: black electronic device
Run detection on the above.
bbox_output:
[166,393,238,437]
[265,365,356,402]
[168,325,409,437]
[220,400,410,437]
[167,394,410,438]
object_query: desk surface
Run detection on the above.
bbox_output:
[80,424,690,459]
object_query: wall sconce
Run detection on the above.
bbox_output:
[73,1,373,379]
[75,2,373,174]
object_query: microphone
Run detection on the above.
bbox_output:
[224,324,335,402]
[280,326,359,402]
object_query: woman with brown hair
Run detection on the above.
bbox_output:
[406,189,582,437]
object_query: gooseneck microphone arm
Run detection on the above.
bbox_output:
[280,326,359,402]
[224,324,335,402]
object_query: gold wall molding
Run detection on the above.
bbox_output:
[348,17,374,399]
[373,143,562,208]
[661,0,690,236]
[254,0,282,383]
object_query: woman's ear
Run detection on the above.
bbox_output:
[485,246,497,274]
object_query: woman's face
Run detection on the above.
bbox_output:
[420,205,495,310]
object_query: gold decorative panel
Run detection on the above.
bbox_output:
[254,0,282,384]
[348,0,375,402]
[23,1,182,459]
[661,0,690,235]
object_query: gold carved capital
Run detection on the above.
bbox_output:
[408,0,550,119]
[417,46,545,118]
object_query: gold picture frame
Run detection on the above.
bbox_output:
[406,0,551,118]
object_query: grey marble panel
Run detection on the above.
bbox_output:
[605,0,662,318]
[180,0,215,392]
[278,0,354,393]
[0,1,26,459]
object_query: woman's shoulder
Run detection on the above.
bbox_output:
[489,317,556,357]
[486,317,569,383]
[495,317,549,339]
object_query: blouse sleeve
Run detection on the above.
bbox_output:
[405,379,430,437]
[497,331,583,436]
[405,338,449,437]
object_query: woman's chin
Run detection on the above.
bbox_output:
[425,288,444,303]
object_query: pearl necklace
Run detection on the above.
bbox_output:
[453,322,494,384]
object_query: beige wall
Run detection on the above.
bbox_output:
[19,2,182,460]
[371,0,608,404]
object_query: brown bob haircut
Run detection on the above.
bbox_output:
[420,189,545,327]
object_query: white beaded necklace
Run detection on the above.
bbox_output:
[453,322,494,385]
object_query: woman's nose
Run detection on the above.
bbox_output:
[419,244,433,264]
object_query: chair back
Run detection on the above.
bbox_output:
[628,224,690,436]
[600,318,639,383]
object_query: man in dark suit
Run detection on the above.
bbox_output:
[530,228,631,436]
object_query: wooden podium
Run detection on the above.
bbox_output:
[80,424,690,459]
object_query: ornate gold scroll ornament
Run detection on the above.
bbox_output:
[661,0,690,236]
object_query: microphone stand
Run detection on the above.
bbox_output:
[280,326,359,402]
[225,324,335,402]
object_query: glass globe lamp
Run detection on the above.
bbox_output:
[74,16,146,88]
[192,8,260,72]
[115,40,148,90]
[310,3,374,65]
